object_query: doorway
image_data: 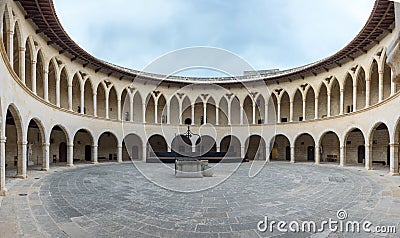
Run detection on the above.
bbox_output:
[59,142,67,162]
[85,145,91,161]
[307,146,315,161]
[286,146,290,161]
[358,145,365,164]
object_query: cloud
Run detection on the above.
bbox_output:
[53,0,375,75]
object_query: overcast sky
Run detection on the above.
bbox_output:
[53,0,375,76]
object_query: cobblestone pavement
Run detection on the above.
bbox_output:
[0,162,400,238]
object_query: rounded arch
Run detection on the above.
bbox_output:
[195,135,217,154]
[147,134,168,159]
[244,135,266,160]
[171,135,192,154]
[5,103,24,140]
[318,131,340,164]
[220,135,241,157]
[97,131,119,162]
[123,133,143,161]
[73,128,95,162]
[270,134,290,161]
[49,124,70,164]
[294,133,315,162]
[344,127,366,165]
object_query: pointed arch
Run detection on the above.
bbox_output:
[243,95,253,124]
[133,91,143,122]
[206,97,216,125]
[293,90,302,121]
[48,58,57,105]
[280,91,290,122]
[59,67,69,109]
[96,82,106,118]
[158,94,167,123]
[12,20,22,76]
[24,37,33,90]
[370,59,379,105]
[218,96,229,125]
[356,67,366,110]
[169,95,180,125]
[181,96,191,124]
[36,50,45,99]
[343,73,353,114]
[305,86,315,120]
[108,86,118,119]
[330,78,340,116]
[318,82,328,118]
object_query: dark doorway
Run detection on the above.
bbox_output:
[59,142,67,162]
[387,145,390,166]
[358,145,365,164]
[286,146,290,161]
[307,146,315,161]
[85,145,91,161]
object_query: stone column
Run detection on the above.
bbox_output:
[68,84,73,111]
[117,99,121,121]
[42,143,50,171]
[31,60,37,94]
[0,137,6,196]
[327,93,331,117]
[92,144,98,164]
[389,143,399,176]
[179,101,183,125]
[166,102,170,124]
[339,89,344,115]
[315,145,320,165]
[365,79,370,107]
[142,147,147,162]
[302,99,306,120]
[203,102,207,125]
[93,93,97,117]
[142,103,146,123]
[215,105,219,125]
[19,47,25,83]
[117,145,123,163]
[289,100,294,122]
[241,146,245,159]
[340,145,345,167]
[391,81,396,96]
[16,140,27,179]
[130,96,134,122]
[252,102,256,124]
[314,97,319,119]
[353,84,357,112]
[56,74,61,107]
[67,143,74,167]
[191,104,195,125]
[44,68,49,102]
[365,144,372,170]
[378,70,384,102]
[228,102,232,125]
[80,85,85,115]
[154,102,158,124]
[290,146,295,163]
[105,94,109,119]
[240,105,244,125]
[277,102,281,123]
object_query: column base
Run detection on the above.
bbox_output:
[0,189,7,196]
[66,163,74,167]
[390,172,399,176]
[91,161,98,164]
[41,168,49,172]
[365,166,373,171]
[290,161,295,164]
[15,174,27,179]
[315,162,320,165]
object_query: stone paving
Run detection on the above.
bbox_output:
[0,162,400,237]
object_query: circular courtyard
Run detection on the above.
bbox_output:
[1,162,400,237]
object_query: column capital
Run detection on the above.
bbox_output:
[92,144,98,148]
[19,46,26,52]
[67,143,74,147]
[42,143,50,147]
[0,136,6,143]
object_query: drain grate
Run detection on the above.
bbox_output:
[328,177,346,183]
[34,178,40,180]
[18,193,28,197]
